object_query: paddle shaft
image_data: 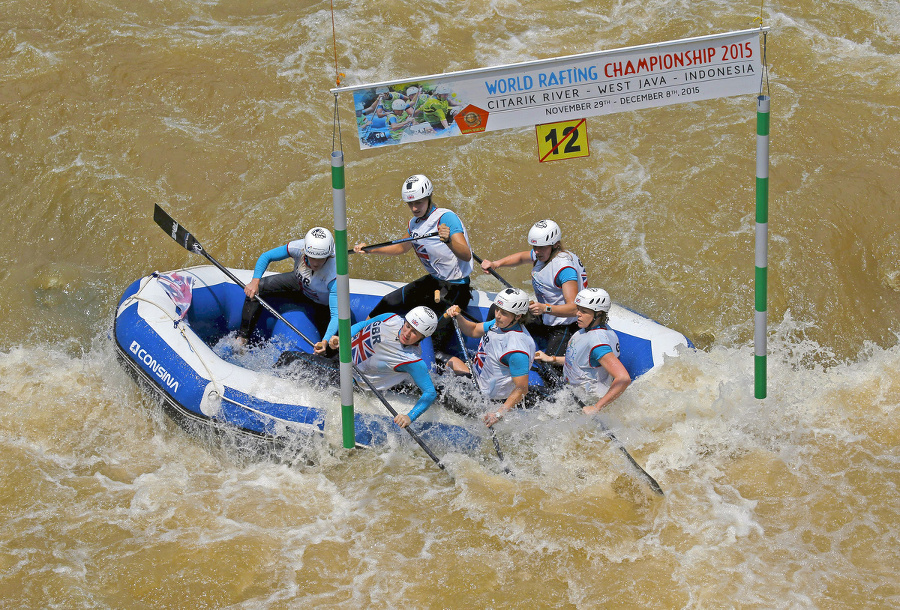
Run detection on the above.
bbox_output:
[350,232,439,254]
[350,365,444,468]
[449,316,510,473]
[153,205,444,469]
[594,412,663,495]
[470,252,514,289]
[533,353,662,495]
[572,389,664,496]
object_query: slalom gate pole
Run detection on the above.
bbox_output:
[755,95,770,399]
[332,151,355,447]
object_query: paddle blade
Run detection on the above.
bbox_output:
[154,204,202,253]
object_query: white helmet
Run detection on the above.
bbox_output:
[574,288,611,312]
[392,99,408,111]
[493,288,530,316]
[401,174,434,202]
[406,86,419,96]
[434,83,452,95]
[405,306,438,337]
[303,227,335,258]
[527,219,562,246]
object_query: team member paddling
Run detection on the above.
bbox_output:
[418,84,461,130]
[387,99,414,140]
[535,288,631,414]
[238,227,338,351]
[444,288,536,427]
[325,306,441,428]
[479,219,588,358]
[354,174,473,346]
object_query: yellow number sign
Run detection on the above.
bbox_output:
[535,118,589,162]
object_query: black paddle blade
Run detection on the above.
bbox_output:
[154,204,202,254]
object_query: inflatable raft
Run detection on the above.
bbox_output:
[113,264,691,458]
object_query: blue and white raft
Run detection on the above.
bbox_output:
[113,265,691,457]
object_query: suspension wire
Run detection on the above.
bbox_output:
[333,93,343,153]
[759,30,770,97]
[754,0,770,97]
[330,0,345,152]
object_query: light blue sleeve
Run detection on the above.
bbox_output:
[502,351,531,377]
[396,360,437,421]
[556,266,579,287]
[438,211,465,236]
[350,313,394,336]
[589,344,613,368]
[323,279,339,341]
[253,245,290,279]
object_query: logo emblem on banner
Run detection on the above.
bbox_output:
[454,105,489,134]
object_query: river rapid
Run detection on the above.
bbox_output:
[1,0,898,607]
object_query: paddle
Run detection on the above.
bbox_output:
[590,404,664,496]
[471,251,514,289]
[530,345,662,494]
[350,232,439,254]
[447,313,512,475]
[153,204,446,470]
[573,394,664,496]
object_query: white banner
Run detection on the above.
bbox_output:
[333,29,765,150]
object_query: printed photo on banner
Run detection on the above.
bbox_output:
[353,82,467,149]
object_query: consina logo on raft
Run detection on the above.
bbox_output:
[129,340,180,392]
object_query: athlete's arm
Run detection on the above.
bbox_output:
[481,250,530,272]
[444,306,485,338]
[394,360,437,427]
[322,279,340,342]
[531,267,580,317]
[583,352,630,415]
[445,231,472,262]
[352,241,413,256]
[483,351,530,426]
[437,212,472,262]
[245,244,290,298]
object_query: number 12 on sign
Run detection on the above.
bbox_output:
[536,118,590,162]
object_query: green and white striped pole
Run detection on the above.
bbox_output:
[331,150,355,447]
[755,95,770,399]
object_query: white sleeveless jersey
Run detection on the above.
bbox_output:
[472,322,536,400]
[564,326,620,398]
[351,315,422,390]
[287,239,337,305]
[408,207,473,281]
[531,250,588,326]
